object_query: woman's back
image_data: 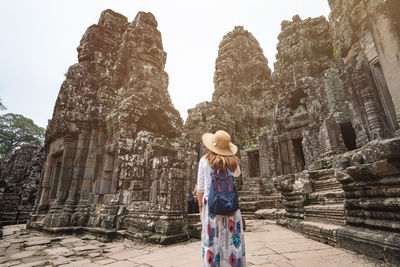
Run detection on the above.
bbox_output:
[197,130,246,267]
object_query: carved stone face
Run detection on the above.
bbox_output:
[77,28,99,62]
[214,57,232,91]
[213,29,270,95]
[77,41,94,62]
[132,12,165,72]
[135,33,165,72]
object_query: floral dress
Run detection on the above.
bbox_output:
[197,157,246,267]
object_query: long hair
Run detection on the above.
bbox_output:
[205,150,240,172]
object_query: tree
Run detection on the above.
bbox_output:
[0,113,45,162]
[0,98,6,111]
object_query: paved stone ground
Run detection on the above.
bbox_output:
[0,220,382,267]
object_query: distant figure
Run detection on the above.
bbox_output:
[197,130,246,266]
[187,184,199,214]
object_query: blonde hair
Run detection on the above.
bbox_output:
[205,150,240,172]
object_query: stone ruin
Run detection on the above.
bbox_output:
[0,0,398,264]
[0,145,44,225]
[27,9,197,244]
[186,0,400,264]
[251,0,400,264]
[185,25,282,221]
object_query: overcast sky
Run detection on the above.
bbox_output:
[0,0,331,128]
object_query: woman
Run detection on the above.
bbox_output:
[197,130,246,267]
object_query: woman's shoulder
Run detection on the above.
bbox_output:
[199,156,210,168]
[199,156,207,164]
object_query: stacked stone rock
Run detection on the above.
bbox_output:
[28,10,197,244]
[329,0,399,138]
[184,26,281,219]
[0,145,44,225]
[264,16,346,233]
[334,138,400,264]
[185,26,273,147]
[268,2,400,264]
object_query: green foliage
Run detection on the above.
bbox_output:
[0,98,6,111]
[0,113,45,162]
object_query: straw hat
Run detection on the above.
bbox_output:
[202,130,238,156]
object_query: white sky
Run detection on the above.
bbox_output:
[0,0,330,128]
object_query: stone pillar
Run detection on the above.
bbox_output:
[279,139,291,175]
[80,128,98,200]
[259,136,271,178]
[287,138,297,173]
[37,151,53,210]
[359,78,386,139]
[368,3,400,130]
[55,135,77,202]
[99,153,115,194]
[92,129,106,194]
[273,137,282,176]
[240,150,249,183]
[66,124,91,203]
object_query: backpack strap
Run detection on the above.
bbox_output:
[225,168,231,192]
[217,169,221,192]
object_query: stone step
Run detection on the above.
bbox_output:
[243,179,263,185]
[242,186,264,192]
[277,219,342,247]
[240,199,276,212]
[240,201,258,212]
[308,190,344,204]
[244,176,262,182]
[241,211,256,220]
[313,177,342,192]
[239,188,264,193]
[188,222,201,239]
[238,189,265,196]
[239,195,278,202]
[187,213,200,225]
[242,183,264,190]
[304,204,345,226]
[308,169,335,180]
[255,208,286,220]
[301,221,341,245]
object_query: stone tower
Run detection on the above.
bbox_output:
[185,26,280,219]
[29,9,197,244]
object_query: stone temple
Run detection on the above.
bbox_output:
[0,0,399,265]
[27,10,197,244]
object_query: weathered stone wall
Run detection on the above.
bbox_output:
[266,2,400,264]
[329,0,400,135]
[335,137,400,264]
[184,26,282,219]
[28,9,197,244]
[264,15,334,180]
[0,146,44,225]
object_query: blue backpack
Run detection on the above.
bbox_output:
[208,168,239,215]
